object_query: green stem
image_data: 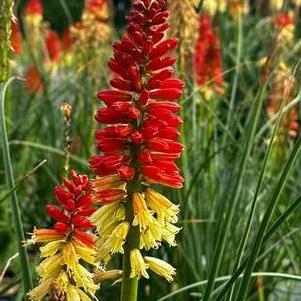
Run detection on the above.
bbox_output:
[120,154,141,301]
[0,0,12,83]
[1,78,33,294]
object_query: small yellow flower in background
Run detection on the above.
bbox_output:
[229,0,249,17]
[203,0,227,16]
[130,249,149,279]
[144,257,176,283]
[270,0,284,11]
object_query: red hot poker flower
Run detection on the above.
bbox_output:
[89,0,185,190]
[194,12,224,96]
[44,170,95,247]
[90,1,183,283]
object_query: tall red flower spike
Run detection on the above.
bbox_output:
[89,0,185,190]
[89,0,184,287]
[194,12,224,96]
[44,170,95,247]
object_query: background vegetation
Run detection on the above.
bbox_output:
[1,0,301,300]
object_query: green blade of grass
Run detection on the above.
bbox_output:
[0,77,33,294]
[157,272,301,301]
[0,159,47,203]
[9,140,88,167]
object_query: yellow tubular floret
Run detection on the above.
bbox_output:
[130,249,149,279]
[144,257,176,282]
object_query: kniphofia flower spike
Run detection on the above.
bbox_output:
[89,0,184,288]
[28,170,98,301]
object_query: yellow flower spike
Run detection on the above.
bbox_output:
[39,239,63,257]
[161,223,181,246]
[107,221,130,254]
[130,249,149,279]
[144,257,176,282]
[203,0,227,16]
[145,188,179,223]
[132,192,161,231]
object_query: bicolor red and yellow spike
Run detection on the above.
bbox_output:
[89,0,184,286]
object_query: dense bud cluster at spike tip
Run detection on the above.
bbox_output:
[89,0,184,282]
[194,12,224,98]
[28,170,98,301]
[25,0,43,16]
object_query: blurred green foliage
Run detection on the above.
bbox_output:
[16,0,131,33]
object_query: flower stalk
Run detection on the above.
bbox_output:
[89,1,185,300]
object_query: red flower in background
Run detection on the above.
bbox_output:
[25,64,43,93]
[10,21,22,54]
[89,0,185,190]
[45,170,95,247]
[268,66,298,139]
[25,0,43,16]
[274,12,294,28]
[45,30,61,62]
[61,27,74,51]
[87,0,106,13]
[194,12,224,95]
